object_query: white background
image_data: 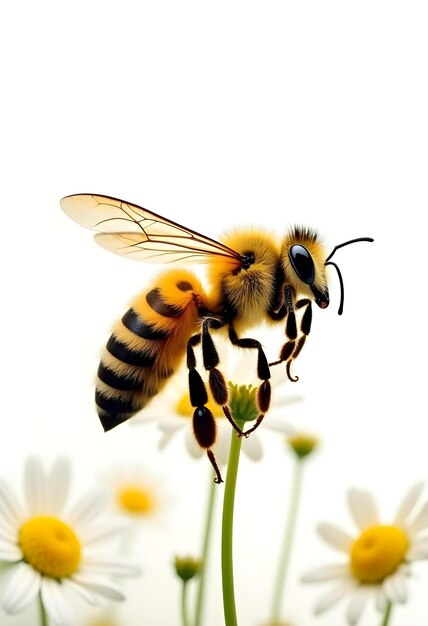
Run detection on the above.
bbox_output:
[1,1,428,625]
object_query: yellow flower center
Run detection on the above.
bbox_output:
[176,392,223,418]
[19,516,81,578]
[350,525,409,583]
[117,485,155,515]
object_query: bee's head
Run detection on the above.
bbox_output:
[281,227,330,309]
[282,227,374,314]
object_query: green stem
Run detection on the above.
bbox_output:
[39,593,48,626]
[221,418,245,626]
[270,458,304,623]
[181,581,191,626]
[194,473,218,626]
[380,601,393,626]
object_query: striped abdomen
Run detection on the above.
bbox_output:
[96,269,212,431]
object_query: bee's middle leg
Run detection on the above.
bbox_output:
[227,324,271,435]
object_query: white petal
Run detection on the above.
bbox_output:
[129,412,156,426]
[302,564,351,583]
[375,586,388,613]
[317,523,353,552]
[264,417,295,435]
[407,501,428,537]
[242,432,263,461]
[213,431,230,466]
[66,489,108,531]
[24,457,47,516]
[0,478,25,527]
[158,428,179,450]
[158,420,185,435]
[0,520,18,544]
[269,390,304,410]
[2,562,41,614]
[347,489,379,531]
[80,520,126,546]
[0,540,22,562]
[394,482,425,526]
[314,580,356,614]
[41,578,74,626]
[81,556,141,577]
[407,537,428,560]
[383,569,408,604]
[61,578,99,606]
[46,458,71,516]
[346,587,370,625]
[70,574,126,601]
[185,430,204,459]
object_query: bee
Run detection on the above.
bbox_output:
[61,193,373,482]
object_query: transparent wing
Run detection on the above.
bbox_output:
[60,193,241,263]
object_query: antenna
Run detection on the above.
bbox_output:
[325,237,374,315]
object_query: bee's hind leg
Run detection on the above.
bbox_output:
[186,332,226,483]
[207,450,223,484]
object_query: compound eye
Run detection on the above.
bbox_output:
[288,244,315,285]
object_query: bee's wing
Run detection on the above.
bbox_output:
[61,193,241,264]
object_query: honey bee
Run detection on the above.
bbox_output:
[61,193,373,482]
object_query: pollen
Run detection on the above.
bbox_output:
[176,391,223,418]
[19,516,81,578]
[117,485,155,515]
[350,525,409,583]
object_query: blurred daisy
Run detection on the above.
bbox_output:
[102,464,167,552]
[0,457,140,626]
[134,339,295,465]
[104,466,161,520]
[302,483,428,625]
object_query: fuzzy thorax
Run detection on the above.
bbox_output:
[208,228,280,328]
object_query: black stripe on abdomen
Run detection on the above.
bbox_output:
[95,390,135,414]
[106,335,156,367]
[97,363,142,391]
[146,288,182,318]
[122,308,169,339]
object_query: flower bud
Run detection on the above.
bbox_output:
[174,556,202,582]
[287,433,318,459]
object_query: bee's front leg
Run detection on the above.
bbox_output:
[269,285,312,382]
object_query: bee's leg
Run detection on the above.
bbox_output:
[292,298,312,358]
[222,404,266,439]
[282,298,313,381]
[200,317,229,403]
[269,294,312,382]
[198,318,246,439]
[207,450,223,484]
[269,285,298,372]
[228,324,271,421]
[187,333,224,484]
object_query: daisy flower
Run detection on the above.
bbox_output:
[100,464,167,557]
[302,483,428,625]
[0,457,140,626]
[103,465,162,521]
